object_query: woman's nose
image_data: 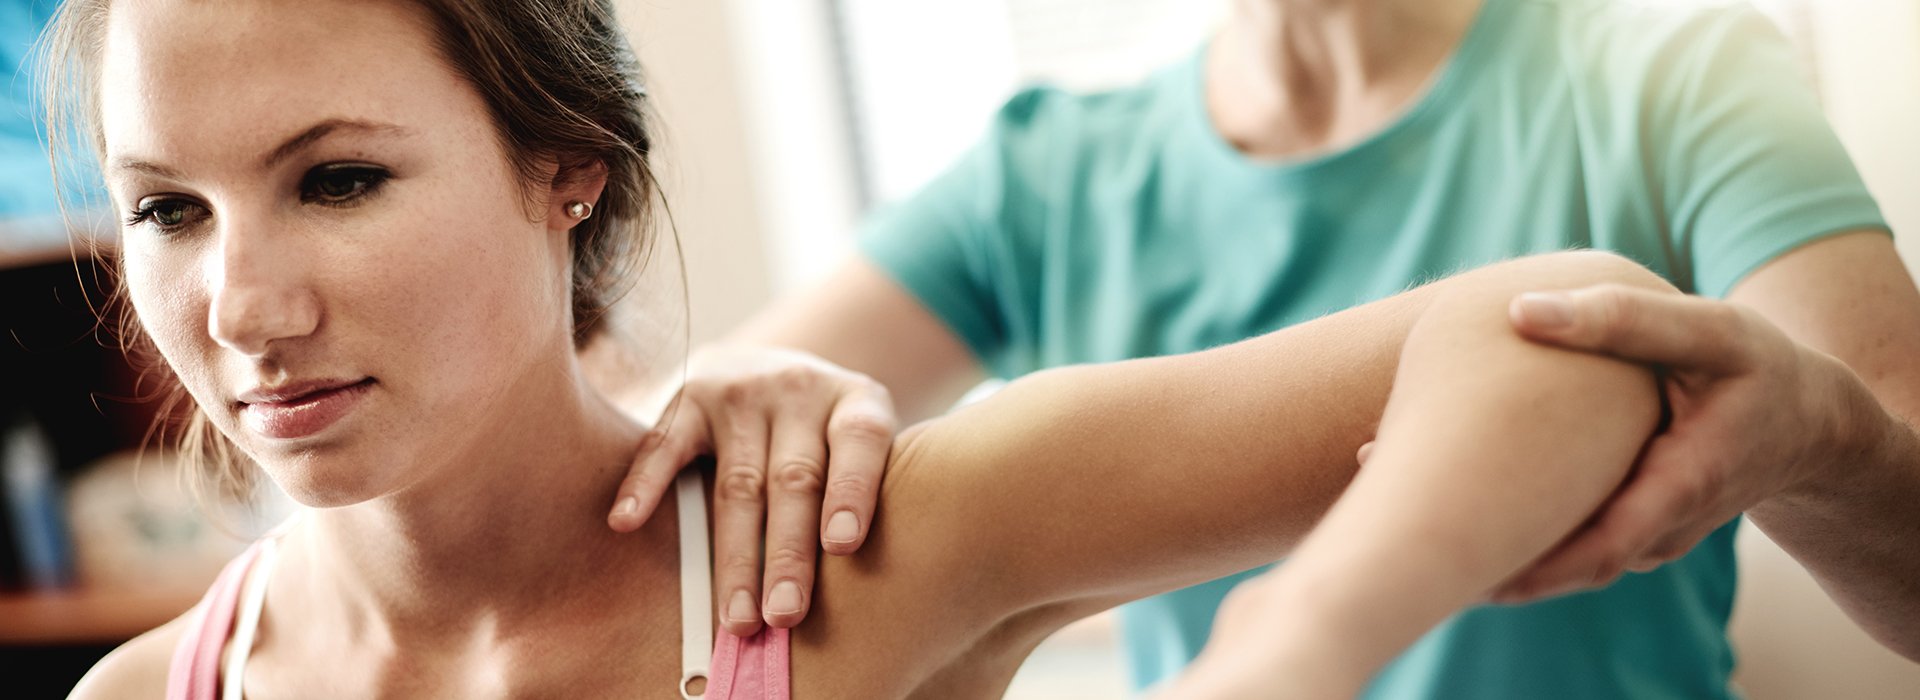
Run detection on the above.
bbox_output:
[206,228,320,356]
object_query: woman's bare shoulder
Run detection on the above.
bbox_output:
[67,613,193,700]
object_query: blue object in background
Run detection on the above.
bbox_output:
[1,1,64,220]
[2,412,75,590]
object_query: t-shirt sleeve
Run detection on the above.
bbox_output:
[1651,7,1889,297]
[855,131,1014,370]
[1653,7,1890,298]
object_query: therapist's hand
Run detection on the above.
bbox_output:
[606,345,897,635]
[1489,284,1874,602]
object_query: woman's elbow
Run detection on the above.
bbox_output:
[1409,254,1670,428]
[1524,249,1680,296]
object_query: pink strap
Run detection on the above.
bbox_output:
[165,542,268,700]
[705,627,791,700]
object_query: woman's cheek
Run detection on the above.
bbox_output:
[397,205,553,347]
[123,242,234,426]
[124,242,203,354]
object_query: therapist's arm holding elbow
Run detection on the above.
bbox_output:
[1164,235,1920,696]
[1495,232,1920,661]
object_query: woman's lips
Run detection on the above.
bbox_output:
[240,379,375,440]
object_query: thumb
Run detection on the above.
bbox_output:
[1509,285,1749,375]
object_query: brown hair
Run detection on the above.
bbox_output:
[36,0,668,504]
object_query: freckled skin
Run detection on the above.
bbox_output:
[104,0,575,506]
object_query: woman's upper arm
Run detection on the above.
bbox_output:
[830,285,1436,642]
[68,618,186,700]
[889,305,1413,618]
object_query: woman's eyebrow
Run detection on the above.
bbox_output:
[109,119,412,181]
[111,157,182,180]
[259,118,411,170]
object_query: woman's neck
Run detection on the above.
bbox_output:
[1207,0,1484,158]
[289,354,668,643]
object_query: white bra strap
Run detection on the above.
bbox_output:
[222,536,280,700]
[675,469,713,699]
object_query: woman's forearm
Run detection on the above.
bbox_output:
[1214,279,1667,693]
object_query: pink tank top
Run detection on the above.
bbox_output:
[165,472,791,699]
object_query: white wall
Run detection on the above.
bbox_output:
[617,0,777,348]
[1814,0,1920,266]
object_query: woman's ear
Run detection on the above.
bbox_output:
[548,159,610,230]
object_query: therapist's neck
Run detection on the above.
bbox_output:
[1207,0,1483,158]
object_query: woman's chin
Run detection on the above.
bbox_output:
[279,482,383,510]
[248,445,401,510]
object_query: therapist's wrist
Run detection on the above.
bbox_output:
[1769,355,1910,509]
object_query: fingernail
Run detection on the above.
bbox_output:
[766,581,802,616]
[727,589,756,623]
[824,510,860,544]
[1516,293,1573,329]
[611,496,638,519]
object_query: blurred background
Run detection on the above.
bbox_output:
[2,0,1917,697]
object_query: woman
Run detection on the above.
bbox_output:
[52,0,1778,697]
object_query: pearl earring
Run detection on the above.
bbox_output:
[565,201,593,220]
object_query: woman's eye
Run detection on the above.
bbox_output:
[126,198,209,232]
[154,202,189,226]
[301,165,389,205]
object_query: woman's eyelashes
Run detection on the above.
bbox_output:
[126,197,208,232]
[123,164,393,234]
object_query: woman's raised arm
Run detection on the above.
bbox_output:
[795,250,1675,695]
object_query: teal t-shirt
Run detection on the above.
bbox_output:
[858,0,1889,697]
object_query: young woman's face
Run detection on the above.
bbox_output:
[101,0,580,505]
